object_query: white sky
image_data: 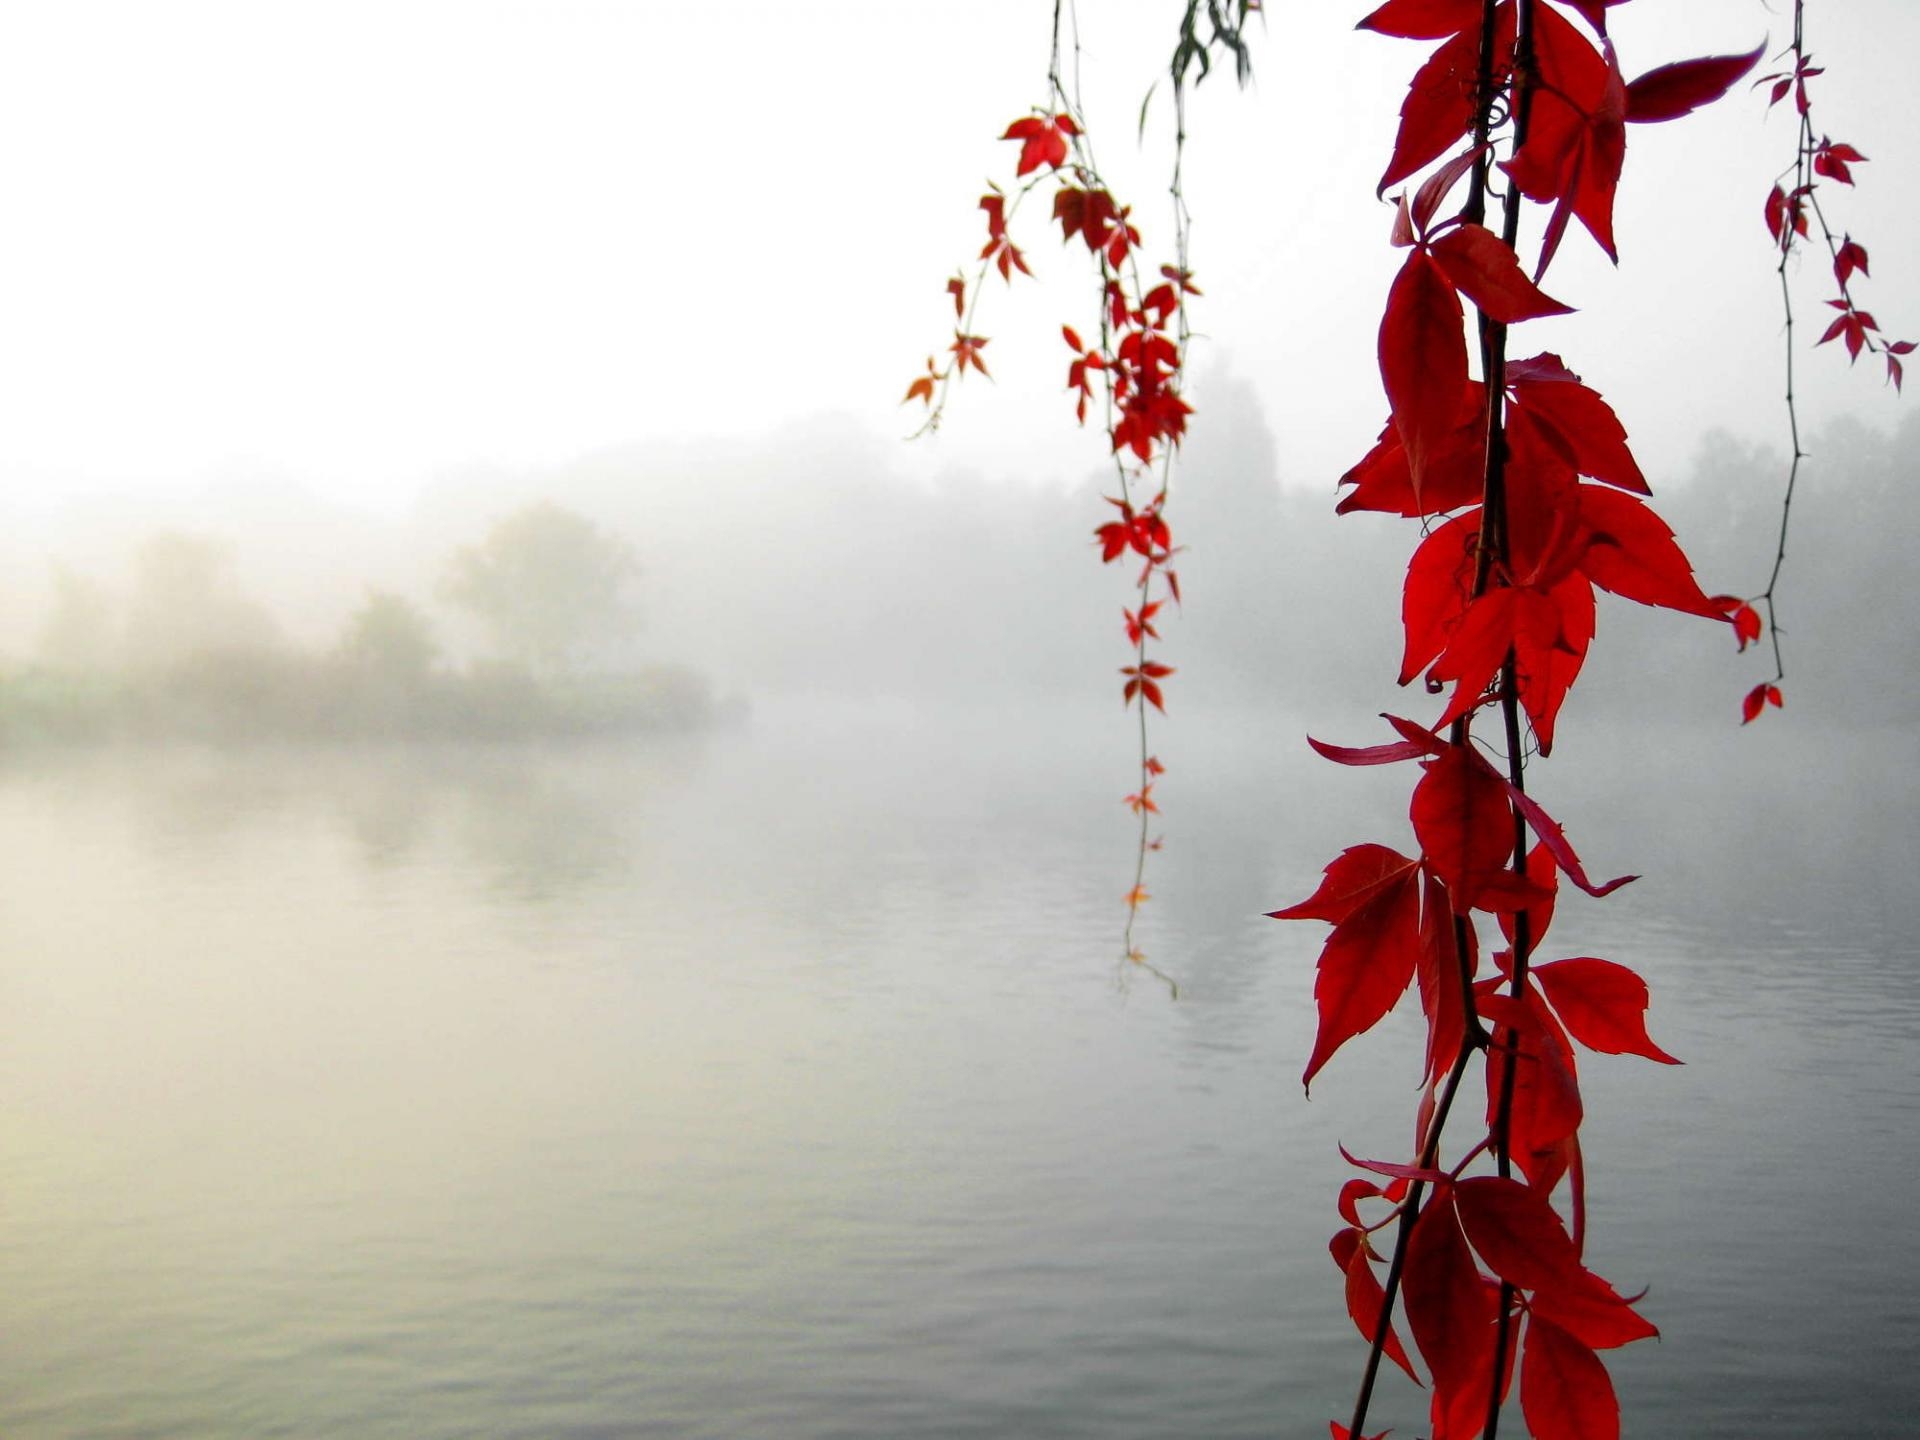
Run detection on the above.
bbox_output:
[0,1,1913,514]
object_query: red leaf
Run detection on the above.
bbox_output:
[1508,365,1648,494]
[1453,1175,1586,1293]
[1274,847,1424,1088]
[1741,681,1783,724]
[1381,250,1469,501]
[1479,990,1584,1187]
[1001,113,1077,176]
[1574,486,1721,619]
[1410,745,1513,910]
[1272,843,1419,924]
[1712,595,1763,651]
[1764,184,1788,244]
[1339,383,1489,517]
[1400,509,1481,683]
[1416,868,1471,1085]
[1501,11,1624,268]
[1431,224,1574,323]
[1411,146,1486,234]
[1378,8,1513,195]
[1528,1276,1659,1351]
[1403,1191,1500,1440]
[1625,42,1765,123]
[1307,734,1433,767]
[1533,957,1680,1064]
[1496,840,1559,952]
[1357,0,1480,39]
[1834,237,1870,288]
[950,332,990,378]
[1333,1226,1421,1383]
[1521,1315,1620,1440]
[1340,1143,1452,1185]
[1493,772,1635,899]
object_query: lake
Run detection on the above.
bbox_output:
[1,700,1914,1438]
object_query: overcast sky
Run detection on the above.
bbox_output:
[0,0,1913,514]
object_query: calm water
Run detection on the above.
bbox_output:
[0,703,1914,1438]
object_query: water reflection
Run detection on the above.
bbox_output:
[0,707,1913,1438]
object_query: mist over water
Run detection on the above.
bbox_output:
[1,387,1916,1437]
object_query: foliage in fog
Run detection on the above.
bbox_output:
[440,502,640,677]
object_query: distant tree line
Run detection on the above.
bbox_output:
[3,501,719,744]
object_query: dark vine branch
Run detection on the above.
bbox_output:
[1741,0,1914,724]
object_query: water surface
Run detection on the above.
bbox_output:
[1,705,1913,1437]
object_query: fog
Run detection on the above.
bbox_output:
[2,367,1912,747]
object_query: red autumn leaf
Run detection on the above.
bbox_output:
[1574,485,1722,619]
[1332,1226,1421,1383]
[1306,732,1432,768]
[1453,1175,1587,1293]
[1410,146,1485,236]
[1272,846,1424,1088]
[1430,223,1575,323]
[1812,139,1866,185]
[1502,7,1624,270]
[1834,236,1870,288]
[950,332,990,378]
[1403,1191,1501,1440]
[1496,839,1559,953]
[1741,680,1784,724]
[1383,714,1451,757]
[1339,1144,1452,1185]
[1479,989,1584,1188]
[1357,0,1480,39]
[1491,770,1634,899]
[1889,343,1915,393]
[1337,1178,1385,1230]
[1711,594,1763,651]
[1339,382,1489,517]
[902,354,938,407]
[1528,1274,1659,1351]
[1560,0,1625,33]
[947,276,966,318]
[1427,585,1564,735]
[1507,364,1649,494]
[1533,957,1681,1064]
[1001,112,1078,176]
[1377,7,1513,194]
[1409,745,1513,910]
[1400,509,1480,684]
[1818,307,1875,362]
[1329,1426,1392,1440]
[1416,868,1471,1085]
[1624,41,1765,123]
[1521,1314,1621,1440]
[1123,601,1163,646]
[1764,183,1810,248]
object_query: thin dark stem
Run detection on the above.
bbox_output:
[1478,2,1537,1433]
[1759,0,1810,689]
[1346,1032,1483,1438]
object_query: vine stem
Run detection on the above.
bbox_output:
[1050,0,1195,992]
[1345,1032,1483,1437]
[1759,0,1811,690]
[1348,2,1542,1435]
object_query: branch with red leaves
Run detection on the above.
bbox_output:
[903,4,1249,988]
[1728,0,1913,725]
[1269,3,1766,1435]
